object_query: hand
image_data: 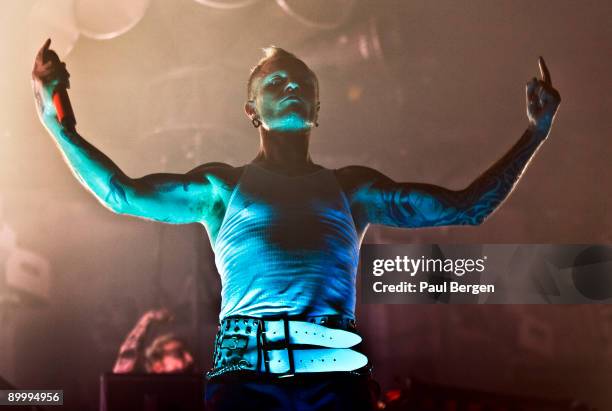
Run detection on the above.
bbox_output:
[32,39,70,87]
[143,308,173,323]
[32,39,70,118]
[526,57,561,136]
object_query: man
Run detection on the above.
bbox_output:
[113,308,194,374]
[32,41,560,410]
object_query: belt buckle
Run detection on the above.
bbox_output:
[260,317,295,378]
[220,334,248,350]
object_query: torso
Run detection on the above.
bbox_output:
[194,161,370,320]
[195,162,371,243]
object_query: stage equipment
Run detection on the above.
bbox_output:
[139,66,240,136]
[28,0,79,59]
[297,14,408,75]
[100,373,205,411]
[73,0,150,40]
[136,65,250,171]
[193,0,261,10]
[383,378,585,411]
[276,0,356,30]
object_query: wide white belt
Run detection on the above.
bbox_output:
[259,319,367,376]
[263,319,362,348]
[209,317,369,378]
[263,347,368,374]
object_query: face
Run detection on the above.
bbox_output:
[150,340,194,374]
[248,58,318,133]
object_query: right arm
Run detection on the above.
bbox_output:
[32,40,213,224]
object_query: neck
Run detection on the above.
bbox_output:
[253,128,315,172]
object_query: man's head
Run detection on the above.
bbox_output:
[144,334,194,374]
[246,47,319,133]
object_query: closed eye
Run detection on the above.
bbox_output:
[265,76,285,87]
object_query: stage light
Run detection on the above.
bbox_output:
[73,0,151,40]
[297,14,407,73]
[193,0,261,10]
[276,0,355,30]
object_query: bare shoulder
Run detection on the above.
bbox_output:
[187,162,239,175]
[334,165,394,195]
[187,162,245,189]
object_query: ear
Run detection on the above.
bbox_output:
[244,100,257,119]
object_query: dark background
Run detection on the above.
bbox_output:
[0,0,610,409]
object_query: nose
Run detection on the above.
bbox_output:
[285,81,299,93]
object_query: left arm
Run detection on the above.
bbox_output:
[343,57,561,228]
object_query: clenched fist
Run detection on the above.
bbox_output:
[526,57,561,136]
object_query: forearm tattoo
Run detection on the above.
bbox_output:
[458,128,544,225]
[387,129,545,227]
[106,175,129,207]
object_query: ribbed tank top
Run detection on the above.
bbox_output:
[213,164,360,321]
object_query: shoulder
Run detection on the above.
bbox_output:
[334,165,395,196]
[187,162,239,175]
[187,162,245,188]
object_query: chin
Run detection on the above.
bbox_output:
[266,114,313,133]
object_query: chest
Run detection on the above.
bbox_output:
[206,166,364,246]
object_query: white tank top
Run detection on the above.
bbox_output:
[213,164,360,321]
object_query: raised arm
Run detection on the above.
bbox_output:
[341,57,561,229]
[113,309,171,373]
[31,40,214,224]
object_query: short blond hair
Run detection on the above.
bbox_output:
[247,46,318,100]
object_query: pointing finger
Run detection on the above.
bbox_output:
[36,39,48,60]
[538,56,552,86]
[36,39,52,64]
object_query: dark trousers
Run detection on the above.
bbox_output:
[204,373,379,411]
